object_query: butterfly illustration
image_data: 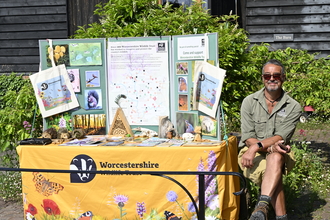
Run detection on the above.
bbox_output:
[32,172,64,197]
[76,211,93,220]
[164,211,182,220]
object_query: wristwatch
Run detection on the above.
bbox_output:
[257,142,264,149]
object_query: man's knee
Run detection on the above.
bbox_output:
[267,152,285,165]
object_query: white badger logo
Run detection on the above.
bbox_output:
[70,154,96,183]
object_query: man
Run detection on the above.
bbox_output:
[238,59,301,220]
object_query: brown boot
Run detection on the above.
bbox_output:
[249,202,269,220]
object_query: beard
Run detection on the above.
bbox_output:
[265,81,280,92]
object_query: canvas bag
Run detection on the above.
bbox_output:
[29,40,79,118]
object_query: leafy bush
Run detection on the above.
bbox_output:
[0,81,42,152]
[0,74,42,201]
[248,44,330,118]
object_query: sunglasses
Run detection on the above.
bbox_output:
[262,73,282,81]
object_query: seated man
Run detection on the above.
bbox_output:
[238,59,301,220]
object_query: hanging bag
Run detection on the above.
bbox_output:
[29,39,79,118]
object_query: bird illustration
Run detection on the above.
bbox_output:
[76,211,93,220]
[185,120,195,134]
[86,74,98,83]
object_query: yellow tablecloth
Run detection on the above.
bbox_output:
[17,136,240,220]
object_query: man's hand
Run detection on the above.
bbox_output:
[241,144,259,168]
[270,141,291,154]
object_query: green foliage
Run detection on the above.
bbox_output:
[248,44,330,117]
[0,75,43,201]
[0,73,28,109]
[0,169,22,202]
[0,83,43,152]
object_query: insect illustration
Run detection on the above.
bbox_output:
[32,172,64,197]
[164,211,181,220]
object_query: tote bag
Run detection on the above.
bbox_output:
[30,40,79,118]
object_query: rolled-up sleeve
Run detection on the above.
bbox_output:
[240,96,257,147]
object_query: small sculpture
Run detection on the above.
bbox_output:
[193,126,202,142]
[166,129,176,139]
[42,127,57,139]
[182,133,195,142]
[57,127,71,139]
[72,129,86,139]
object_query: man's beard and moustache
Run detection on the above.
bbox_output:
[265,79,280,92]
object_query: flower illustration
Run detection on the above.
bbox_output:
[166,191,178,202]
[25,203,38,215]
[41,199,61,215]
[207,194,219,211]
[136,201,146,218]
[187,202,196,213]
[114,194,129,205]
[205,216,217,220]
[114,194,129,220]
[166,191,189,219]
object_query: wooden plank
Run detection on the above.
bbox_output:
[0,56,39,64]
[249,33,330,43]
[67,0,108,36]
[247,5,330,16]
[0,23,67,32]
[246,0,329,7]
[0,0,66,7]
[0,39,39,48]
[0,6,67,16]
[246,24,330,34]
[0,15,67,24]
[0,64,39,73]
[246,14,330,25]
[0,30,67,40]
[248,42,330,51]
[0,48,39,56]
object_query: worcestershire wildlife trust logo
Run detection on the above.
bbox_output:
[157,42,166,52]
[70,154,96,183]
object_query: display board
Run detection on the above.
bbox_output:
[39,39,108,135]
[107,33,222,140]
[38,34,223,140]
[170,33,222,140]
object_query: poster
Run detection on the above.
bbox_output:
[177,36,209,60]
[193,61,226,118]
[69,42,102,66]
[108,40,170,125]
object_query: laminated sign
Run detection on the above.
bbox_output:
[30,40,79,118]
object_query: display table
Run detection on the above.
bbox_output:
[17,136,240,220]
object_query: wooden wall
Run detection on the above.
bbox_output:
[243,0,330,58]
[0,0,107,74]
[0,0,68,74]
[67,0,109,37]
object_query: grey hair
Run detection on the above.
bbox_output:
[262,59,285,75]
